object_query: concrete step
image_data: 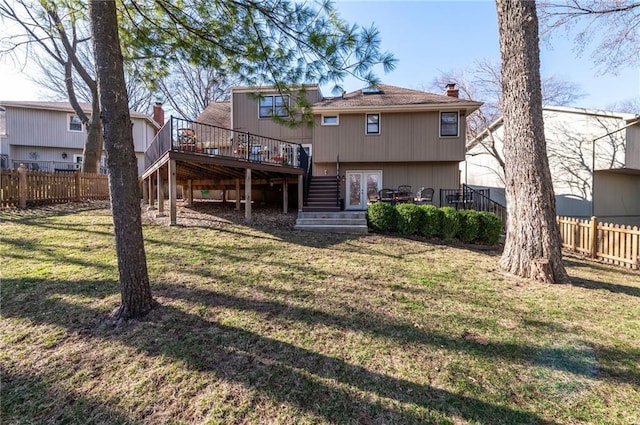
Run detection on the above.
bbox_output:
[296,218,366,226]
[301,207,341,212]
[293,223,369,234]
[298,211,367,219]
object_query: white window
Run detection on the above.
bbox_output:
[0,107,6,136]
[440,112,459,137]
[321,115,339,126]
[366,113,380,135]
[68,114,83,132]
[259,95,289,118]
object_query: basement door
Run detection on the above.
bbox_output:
[345,171,382,210]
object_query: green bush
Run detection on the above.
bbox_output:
[458,209,481,242]
[478,212,503,245]
[419,205,443,237]
[440,207,461,240]
[396,203,424,235]
[366,202,398,232]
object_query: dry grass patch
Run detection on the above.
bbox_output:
[1,202,639,424]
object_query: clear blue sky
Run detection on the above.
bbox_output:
[329,0,639,110]
[1,0,638,110]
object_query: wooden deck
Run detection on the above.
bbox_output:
[141,118,308,226]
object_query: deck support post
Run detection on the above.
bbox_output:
[142,178,149,205]
[235,179,241,211]
[298,174,304,212]
[156,168,165,217]
[168,159,177,225]
[245,168,252,223]
[148,176,155,210]
[186,179,193,206]
[283,178,288,214]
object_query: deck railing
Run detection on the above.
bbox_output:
[558,216,639,269]
[144,116,307,171]
[440,185,508,227]
[9,159,107,175]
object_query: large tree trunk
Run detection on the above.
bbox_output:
[81,113,104,174]
[496,0,568,283]
[90,0,155,319]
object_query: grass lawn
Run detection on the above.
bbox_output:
[1,202,639,424]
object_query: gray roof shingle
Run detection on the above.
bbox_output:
[313,84,478,109]
[196,102,231,129]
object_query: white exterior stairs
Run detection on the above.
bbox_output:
[294,211,369,234]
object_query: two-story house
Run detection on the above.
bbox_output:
[0,101,161,175]
[463,106,640,226]
[142,83,482,227]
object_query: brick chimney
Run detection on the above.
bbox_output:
[445,83,459,98]
[153,102,165,127]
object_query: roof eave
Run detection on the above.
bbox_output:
[312,101,482,115]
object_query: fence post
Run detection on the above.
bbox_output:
[17,163,27,209]
[590,216,598,259]
[75,170,81,202]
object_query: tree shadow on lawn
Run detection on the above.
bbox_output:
[567,275,640,298]
[2,278,560,425]
[7,279,640,424]
[1,366,136,425]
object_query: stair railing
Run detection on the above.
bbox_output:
[336,155,341,209]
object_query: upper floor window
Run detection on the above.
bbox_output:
[321,115,339,126]
[259,95,289,118]
[0,107,6,136]
[440,112,459,137]
[366,113,380,135]
[68,114,83,132]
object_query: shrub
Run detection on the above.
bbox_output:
[478,212,503,245]
[396,203,424,235]
[440,207,461,240]
[366,202,398,232]
[419,205,443,237]
[458,209,481,242]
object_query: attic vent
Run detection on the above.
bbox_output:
[362,87,383,95]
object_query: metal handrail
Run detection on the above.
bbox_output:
[144,116,306,170]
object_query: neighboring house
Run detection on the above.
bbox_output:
[197,83,482,208]
[463,106,640,225]
[0,101,162,175]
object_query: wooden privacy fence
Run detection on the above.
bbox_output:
[0,165,109,208]
[557,216,640,270]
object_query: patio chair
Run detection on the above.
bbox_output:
[378,188,395,204]
[396,185,413,203]
[415,187,434,204]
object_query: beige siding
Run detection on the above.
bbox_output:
[594,170,640,226]
[232,88,319,144]
[626,124,640,169]
[312,111,465,163]
[314,160,460,206]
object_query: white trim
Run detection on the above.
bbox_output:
[345,170,383,210]
[321,114,339,126]
[301,143,312,158]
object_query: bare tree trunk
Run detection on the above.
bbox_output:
[496,0,568,283]
[81,116,104,174]
[90,0,155,319]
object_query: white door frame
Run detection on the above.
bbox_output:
[345,170,382,210]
